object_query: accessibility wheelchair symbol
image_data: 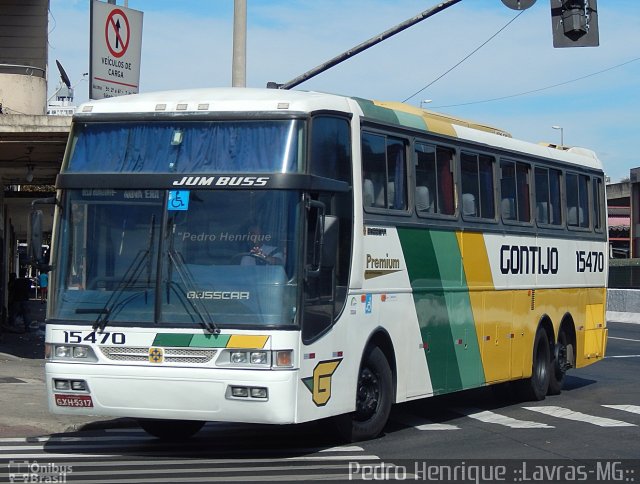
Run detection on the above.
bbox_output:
[168,190,190,211]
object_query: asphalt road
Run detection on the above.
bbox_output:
[0,321,638,482]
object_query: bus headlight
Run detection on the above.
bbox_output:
[73,347,90,358]
[218,349,292,368]
[55,345,71,358]
[231,351,248,364]
[250,351,268,364]
[46,344,97,362]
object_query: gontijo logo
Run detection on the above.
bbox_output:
[302,358,342,406]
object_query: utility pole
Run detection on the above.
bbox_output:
[232,0,247,87]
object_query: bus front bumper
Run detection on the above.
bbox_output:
[46,362,297,424]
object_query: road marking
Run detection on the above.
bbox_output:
[454,408,554,428]
[394,414,460,430]
[602,404,640,415]
[605,355,640,359]
[608,336,640,342]
[523,406,636,427]
[319,446,365,452]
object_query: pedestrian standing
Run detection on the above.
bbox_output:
[39,272,48,301]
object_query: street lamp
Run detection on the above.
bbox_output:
[420,99,433,108]
[552,125,564,147]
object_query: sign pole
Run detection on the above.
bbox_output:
[232,0,247,87]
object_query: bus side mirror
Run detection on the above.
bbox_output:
[321,215,339,268]
[28,209,43,264]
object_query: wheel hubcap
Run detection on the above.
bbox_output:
[355,367,379,421]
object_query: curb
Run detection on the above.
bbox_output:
[606,311,640,324]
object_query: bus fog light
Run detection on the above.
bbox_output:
[54,379,70,391]
[55,346,71,358]
[71,380,87,391]
[231,386,249,398]
[73,347,89,358]
[231,351,247,364]
[250,387,268,399]
[275,350,293,367]
[250,351,267,364]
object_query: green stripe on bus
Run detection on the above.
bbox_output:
[352,97,400,125]
[430,231,485,389]
[398,228,486,393]
[189,334,231,348]
[392,110,428,131]
[397,227,462,394]
[152,333,194,347]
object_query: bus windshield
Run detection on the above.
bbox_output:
[50,189,301,328]
[65,120,305,173]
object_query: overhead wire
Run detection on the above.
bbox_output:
[402,9,526,103]
[429,56,640,109]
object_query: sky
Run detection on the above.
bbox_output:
[47,0,640,182]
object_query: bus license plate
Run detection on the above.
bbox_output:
[55,394,94,408]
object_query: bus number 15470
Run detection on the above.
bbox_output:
[576,250,605,273]
[63,331,126,345]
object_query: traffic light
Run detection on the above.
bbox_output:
[551,0,599,47]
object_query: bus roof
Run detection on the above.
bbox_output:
[77,87,602,172]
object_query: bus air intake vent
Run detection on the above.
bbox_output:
[100,346,217,363]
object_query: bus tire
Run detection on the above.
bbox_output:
[138,419,205,440]
[518,327,551,401]
[334,346,393,442]
[548,329,571,395]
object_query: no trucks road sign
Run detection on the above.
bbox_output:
[90,1,143,100]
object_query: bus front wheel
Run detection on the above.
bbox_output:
[334,346,393,442]
[518,327,551,401]
[138,419,205,440]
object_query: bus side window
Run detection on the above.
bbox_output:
[362,132,387,209]
[386,139,407,210]
[501,160,531,223]
[362,132,407,211]
[549,168,562,225]
[536,167,563,226]
[593,177,603,232]
[567,172,590,229]
[461,151,495,220]
[414,142,455,216]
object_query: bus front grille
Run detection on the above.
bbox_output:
[99,346,217,364]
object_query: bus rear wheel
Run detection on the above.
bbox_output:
[518,327,551,401]
[138,419,205,440]
[548,329,572,395]
[334,346,393,442]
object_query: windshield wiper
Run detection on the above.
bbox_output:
[167,248,220,334]
[91,215,156,331]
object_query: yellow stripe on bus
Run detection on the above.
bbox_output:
[226,335,269,349]
[456,232,494,289]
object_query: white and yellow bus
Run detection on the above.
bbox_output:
[42,88,607,441]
